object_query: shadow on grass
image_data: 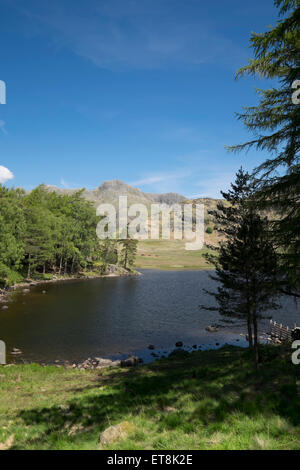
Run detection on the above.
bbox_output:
[16,346,300,449]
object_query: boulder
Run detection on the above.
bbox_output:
[163,406,176,413]
[99,422,134,447]
[175,341,183,348]
[95,357,113,366]
[121,355,141,367]
[148,344,155,350]
[1,305,8,310]
[205,326,218,333]
[22,289,30,294]
[95,358,121,369]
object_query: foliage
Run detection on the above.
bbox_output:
[118,238,138,270]
[0,185,137,285]
[228,0,300,295]
[203,169,280,368]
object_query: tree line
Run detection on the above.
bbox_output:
[0,185,137,287]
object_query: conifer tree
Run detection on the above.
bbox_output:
[119,239,138,270]
[204,170,280,368]
[228,0,300,295]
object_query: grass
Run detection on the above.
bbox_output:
[0,344,300,450]
[136,240,215,270]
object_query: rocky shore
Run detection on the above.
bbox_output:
[4,333,256,370]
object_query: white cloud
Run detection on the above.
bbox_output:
[131,168,194,192]
[8,0,247,70]
[131,162,238,199]
[0,121,7,135]
[0,166,14,184]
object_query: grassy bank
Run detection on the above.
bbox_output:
[0,345,299,450]
[136,240,214,270]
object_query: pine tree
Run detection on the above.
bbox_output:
[118,239,138,270]
[228,0,300,296]
[203,170,280,368]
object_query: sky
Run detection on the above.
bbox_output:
[0,0,280,198]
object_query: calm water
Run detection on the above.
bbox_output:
[0,270,299,363]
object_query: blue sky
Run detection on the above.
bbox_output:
[0,0,279,197]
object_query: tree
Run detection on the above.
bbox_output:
[23,188,57,278]
[203,170,280,368]
[228,0,300,296]
[98,239,118,274]
[0,184,126,284]
[118,239,138,270]
[0,186,25,285]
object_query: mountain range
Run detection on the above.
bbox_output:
[44,179,187,207]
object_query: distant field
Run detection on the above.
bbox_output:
[135,239,215,270]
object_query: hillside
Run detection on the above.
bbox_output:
[42,181,223,269]
[43,180,223,218]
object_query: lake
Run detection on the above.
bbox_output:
[0,270,299,363]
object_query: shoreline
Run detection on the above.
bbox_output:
[6,332,260,369]
[6,339,249,369]
[0,265,141,303]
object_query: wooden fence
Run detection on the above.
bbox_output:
[269,319,297,342]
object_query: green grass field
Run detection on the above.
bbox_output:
[1,344,299,450]
[136,240,214,270]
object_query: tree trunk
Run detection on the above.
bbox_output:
[71,257,75,275]
[59,256,63,276]
[246,279,253,349]
[124,248,128,270]
[247,318,253,350]
[27,256,31,279]
[253,309,259,370]
[64,260,68,277]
